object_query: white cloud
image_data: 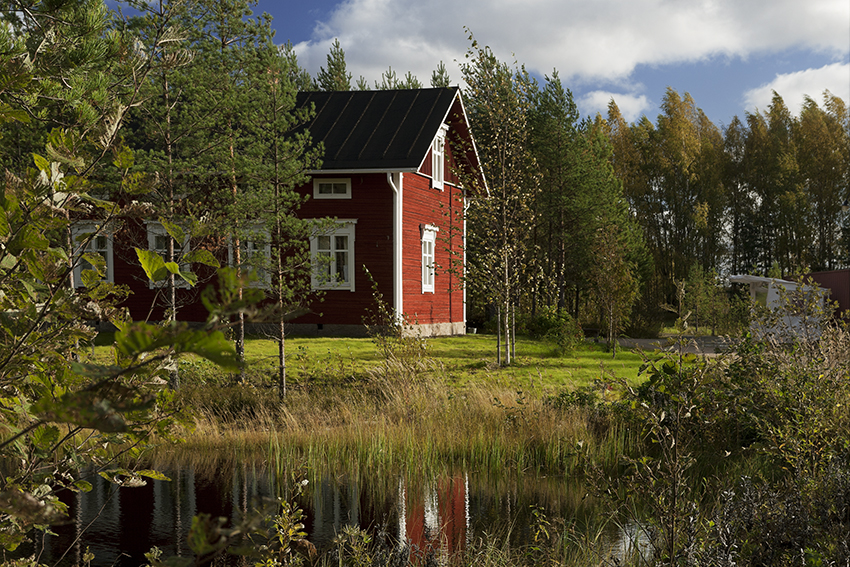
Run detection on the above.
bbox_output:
[579,91,653,123]
[743,62,850,116]
[292,0,850,87]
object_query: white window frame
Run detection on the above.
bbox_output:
[71,222,114,287]
[421,224,438,293]
[313,178,352,199]
[228,228,272,288]
[431,124,448,191]
[310,220,357,292]
[145,221,191,289]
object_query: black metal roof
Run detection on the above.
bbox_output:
[295,87,461,172]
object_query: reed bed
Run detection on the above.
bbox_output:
[162,372,638,483]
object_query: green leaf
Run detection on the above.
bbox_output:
[136,469,171,482]
[176,270,198,287]
[0,253,17,270]
[9,225,49,254]
[112,144,134,169]
[0,103,30,124]
[32,383,154,433]
[159,219,185,244]
[73,480,93,493]
[135,248,167,282]
[80,269,103,287]
[98,468,169,487]
[31,425,60,451]
[164,261,182,275]
[183,249,220,268]
[81,251,106,275]
[174,329,239,369]
[115,323,240,370]
[32,153,49,172]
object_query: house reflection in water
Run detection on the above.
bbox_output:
[41,467,472,566]
[398,475,469,563]
[308,473,470,563]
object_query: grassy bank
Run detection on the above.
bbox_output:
[148,325,850,566]
[173,334,647,390]
[154,335,646,477]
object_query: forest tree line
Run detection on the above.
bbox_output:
[2,0,848,345]
[307,35,849,340]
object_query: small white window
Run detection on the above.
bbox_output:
[146,222,191,288]
[71,222,113,287]
[421,224,438,293]
[310,220,357,291]
[431,124,448,190]
[228,228,272,288]
[313,178,351,199]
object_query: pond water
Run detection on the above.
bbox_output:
[27,463,647,566]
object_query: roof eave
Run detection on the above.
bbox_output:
[307,167,420,175]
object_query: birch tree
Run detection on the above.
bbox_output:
[460,34,538,365]
[590,223,639,357]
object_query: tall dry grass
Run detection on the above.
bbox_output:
[164,373,635,480]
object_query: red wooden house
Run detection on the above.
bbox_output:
[72,87,485,337]
[287,87,485,336]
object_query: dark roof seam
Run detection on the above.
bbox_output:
[407,91,442,160]
[383,90,416,159]
[412,91,457,171]
[335,91,370,160]
[361,91,397,160]
[298,93,319,142]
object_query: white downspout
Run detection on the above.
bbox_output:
[387,172,403,320]
[463,191,468,333]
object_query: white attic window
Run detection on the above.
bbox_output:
[432,124,448,190]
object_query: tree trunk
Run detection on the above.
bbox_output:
[278,317,286,400]
[229,124,246,383]
[164,70,179,389]
[496,305,502,366]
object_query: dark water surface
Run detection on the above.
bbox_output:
[27,463,639,566]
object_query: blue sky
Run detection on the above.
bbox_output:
[253,0,849,127]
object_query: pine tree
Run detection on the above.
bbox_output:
[281,41,316,91]
[233,40,321,398]
[430,61,451,87]
[375,66,398,89]
[315,38,351,91]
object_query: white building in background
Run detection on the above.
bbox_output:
[730,274,827,340]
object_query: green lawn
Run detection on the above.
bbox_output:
[90,331,650,391]
[242,333,647,391]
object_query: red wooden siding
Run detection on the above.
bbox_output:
[809,269,850,316]
[113,219,217,323]
[293,173,394,326]
[402,172,464,326]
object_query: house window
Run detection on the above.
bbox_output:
[228,229,271,288]
[310,220,356,291]
[432,124,448,190]
[421,224,438,293]
[71,222,113,286]
[146,221,190,288]
[313,178,351,199]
